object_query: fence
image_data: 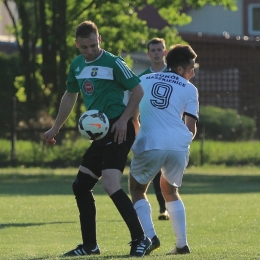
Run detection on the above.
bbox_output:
[184,33,260,138]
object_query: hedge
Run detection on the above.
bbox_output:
[1,139,260,168]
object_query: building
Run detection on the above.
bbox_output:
[177,0,260,137]
[0,2,17,53]
[137,1,260,137]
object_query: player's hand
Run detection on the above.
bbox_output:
[111,119,127,144]
[46,138,56,145]
[44,128,58,145]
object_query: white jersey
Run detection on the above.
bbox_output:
[132,72,199,155]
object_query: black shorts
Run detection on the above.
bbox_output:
[81,116,135,178]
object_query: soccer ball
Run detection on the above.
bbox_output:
[78,110,109,140]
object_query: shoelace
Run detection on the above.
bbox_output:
[128,239,138,247]
[129,239,146,250]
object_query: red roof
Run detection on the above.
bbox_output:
[137,5,168,30]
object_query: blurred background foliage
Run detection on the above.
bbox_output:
[0,0,237,140]
[197,106,256,141]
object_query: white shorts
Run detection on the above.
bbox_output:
[130,149,189,187]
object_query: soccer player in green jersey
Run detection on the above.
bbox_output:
[138,37,167,77]
[138,38,170,221]
[44,20,151,257]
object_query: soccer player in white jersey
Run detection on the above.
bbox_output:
[138,38,170,222]
[130,44,199,255]
[44,20,151,257]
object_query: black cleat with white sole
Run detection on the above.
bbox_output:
[145,235,160,255]
[62,244,100,257]
[129,235,152,257]
[166,245,190,255]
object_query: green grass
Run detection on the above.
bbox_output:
[0,166,259,259]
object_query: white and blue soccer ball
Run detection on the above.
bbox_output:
[78,110,109,140]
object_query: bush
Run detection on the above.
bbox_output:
[0,138,90,168]
[197,106,256,141]
[1,139,260,168]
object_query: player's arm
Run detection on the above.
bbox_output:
[44,91,78,144]
[121,84,143,122]
[184,86,199,139]
[112,84,143,143]
[184,114,197,139]
[132,107,140,136]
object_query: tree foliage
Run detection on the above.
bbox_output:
[0,52,21,137]
[1,0,237,135]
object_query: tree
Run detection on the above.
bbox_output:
[1,0,237,133]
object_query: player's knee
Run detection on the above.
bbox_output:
[72,171,98,198]
[162,187,179,201]
[130,184,145,194]
[131,181,147,194]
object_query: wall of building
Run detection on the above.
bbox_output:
[0,2,17,36]
[177,1,243,36]
[185,35,260,137]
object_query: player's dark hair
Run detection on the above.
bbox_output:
[75,20,99,39]
[166,44,197,70]
[147,37,166,51]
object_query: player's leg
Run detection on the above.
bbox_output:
[152,170,169,220]
[63,141,103,257]
[63,168,101,256]
[130,150,168,254]
[129,174,155,238]
[161,150,190,255]
[102,117,151,257]
[130,174,160,255]
[102,168,146,240]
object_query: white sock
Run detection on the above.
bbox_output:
[134,199,156,239]
[167,200,188,248]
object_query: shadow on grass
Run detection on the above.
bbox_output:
[0,221,74,229]
[28,254,132,260]
[181,173,260,194]
[0,173,259,196]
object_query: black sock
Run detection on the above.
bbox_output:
[153,171,166,213]
[77,191,97,248]
[110,189,144,240]
[73,172,98,248]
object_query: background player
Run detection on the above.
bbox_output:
[130,44,199,255]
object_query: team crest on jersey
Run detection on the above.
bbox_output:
[82,80,94,95]
[91,67,98,77]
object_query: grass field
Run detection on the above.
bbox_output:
[0,166,259,260]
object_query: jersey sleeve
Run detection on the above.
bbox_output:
[184,85,199,121]
[113,57,141,91]
[138,68,151,77]
[66,62,80,93]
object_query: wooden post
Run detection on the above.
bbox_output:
[11,96,17,166]
[200,126,205,166]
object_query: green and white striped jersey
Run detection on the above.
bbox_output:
[138,65,167,77]
[67,50,140,119]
